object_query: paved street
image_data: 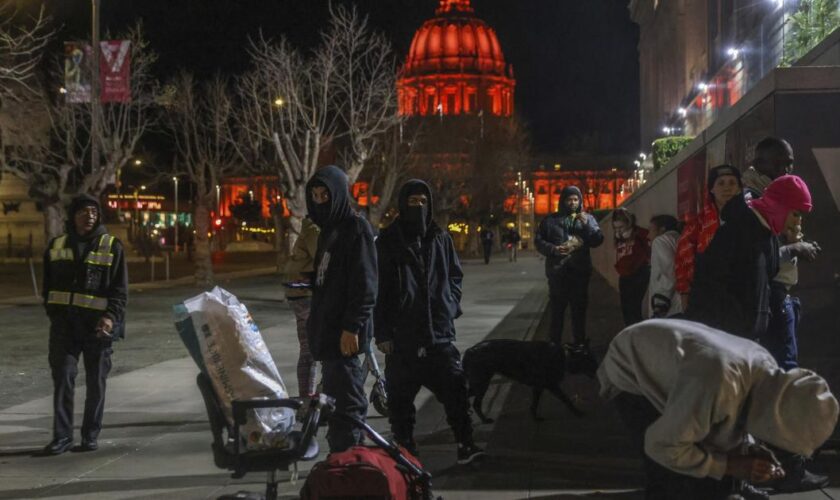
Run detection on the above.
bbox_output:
[0,254,837,499]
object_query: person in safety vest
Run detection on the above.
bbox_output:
[42,194,128,455]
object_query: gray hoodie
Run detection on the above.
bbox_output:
[598,319,838,479]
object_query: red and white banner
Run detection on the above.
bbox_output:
[99,40,131,103]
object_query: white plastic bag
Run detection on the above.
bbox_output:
[175,287,294,449]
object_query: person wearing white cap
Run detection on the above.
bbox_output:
[598,318,838,500]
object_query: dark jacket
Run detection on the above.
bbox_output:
[535,186,604,277]
[686,194,779,339]
[374,180,464,353]
[43,194,129,338]
[306,166,378,361]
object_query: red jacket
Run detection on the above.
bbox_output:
[675,195,720,295]
[614,227,651,277]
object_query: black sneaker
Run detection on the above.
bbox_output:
[739,482,770,500]
[770,455,830,493]
[456,443,485,465]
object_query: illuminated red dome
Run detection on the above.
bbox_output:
[398,0,515,117]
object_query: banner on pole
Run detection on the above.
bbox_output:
[100,40,131,103]
[63,42,92,103]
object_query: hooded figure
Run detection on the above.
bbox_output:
[374,179,483,464]
[535,184,604,345]
[304,165,378,453]
[599,319,837,493]
[41,193,128,455]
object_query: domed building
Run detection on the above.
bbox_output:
[398,0,515,117]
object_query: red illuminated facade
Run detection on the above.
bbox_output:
[505,170,635,217]
[398,0,515,117]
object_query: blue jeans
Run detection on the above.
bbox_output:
[761,292,800,370]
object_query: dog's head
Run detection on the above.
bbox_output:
[564,343,599,378]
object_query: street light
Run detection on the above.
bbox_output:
[173,176,179,254]
[273,97,285,107]
[91,0,101,175]
[134,159,143,166]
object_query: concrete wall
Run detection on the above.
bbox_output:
[0,176,45,257]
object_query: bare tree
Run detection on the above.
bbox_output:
[168,72,241,285]
[0,4,51,103]
[0,4,51,175]
[237,34,338,252]
[328,4,401,185]
[3,24,159,241]
[365,122,420,228]
[236,5,400,251]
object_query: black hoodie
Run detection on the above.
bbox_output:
[305,166,378,361]
[374,180,464,352]
[43,194,128,337]
[535,185,604,277]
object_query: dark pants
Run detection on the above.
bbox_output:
[482,242,493,264]
[48,318,113,441]
[322,355,368,453]
[619,266,651,327]
[385,343,473,446]
[614,392,733,500]
[761,285,800,370]
[548,270,591,345]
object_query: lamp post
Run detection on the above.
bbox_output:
[90,0,101,174]
[173,176,179,253]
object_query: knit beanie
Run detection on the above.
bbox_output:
[748,175,812,235]
[707,164,743,194]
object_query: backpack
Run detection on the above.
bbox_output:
[300,445,430,500]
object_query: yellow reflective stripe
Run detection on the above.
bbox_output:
[49,248,73,261]
[85,252,114,266]
[52,235,67,250]
[47,291,72,305]
[71,294,108,311]
[49,235,72,261]
[101,235,115,254]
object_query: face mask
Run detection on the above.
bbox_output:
[310,203,331,228]
[401,205,428,237]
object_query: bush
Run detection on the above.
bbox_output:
[652,136,694,171]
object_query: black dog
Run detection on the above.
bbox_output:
[462,340,598,423]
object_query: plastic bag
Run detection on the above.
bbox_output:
[174,287,294,449]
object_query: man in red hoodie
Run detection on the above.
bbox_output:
[612,208,651,326]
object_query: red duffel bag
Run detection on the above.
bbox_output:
[300,444,428,500]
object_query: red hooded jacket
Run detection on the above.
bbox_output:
[675,194,720,295]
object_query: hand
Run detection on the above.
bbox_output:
[96,317,114,339]
[726,451,785,484]
[555,244,571,256]
[790,241,820,262]
[340,330,359,357]
[376,341,394,355]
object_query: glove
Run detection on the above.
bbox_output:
[651,294,671,318]
[376,341,394,355]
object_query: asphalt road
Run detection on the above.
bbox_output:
[0,273,291,410]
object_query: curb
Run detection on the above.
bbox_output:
[0,266,279,306]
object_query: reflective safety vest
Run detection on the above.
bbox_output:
[47,233,115,312]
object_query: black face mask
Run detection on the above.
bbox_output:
[310,203,332,228]
[401,205,428,238]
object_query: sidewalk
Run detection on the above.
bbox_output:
[0,255,546,499]
[1,255,837,500]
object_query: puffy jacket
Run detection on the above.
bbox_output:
[283,217,319,299]
[374,180,463,353]
[535,186,604,277]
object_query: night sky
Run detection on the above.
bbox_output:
[42,0,640,157]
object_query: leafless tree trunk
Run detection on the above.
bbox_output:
[168,73,241,286]
[3,24,158,243]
